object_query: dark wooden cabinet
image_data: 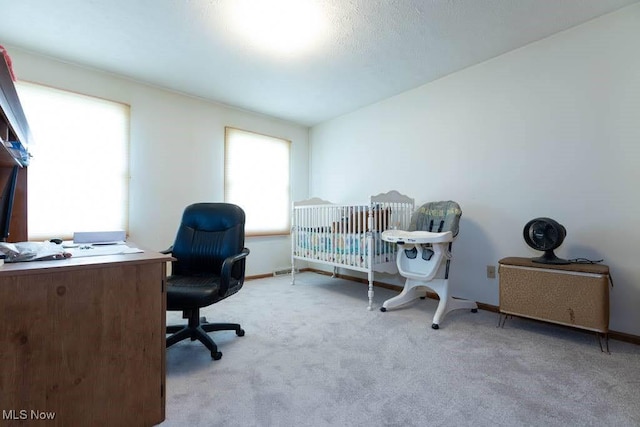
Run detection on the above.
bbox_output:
[0,54,32,241]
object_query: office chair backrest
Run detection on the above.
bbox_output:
[171,203,246,276]
[409,201,462,237]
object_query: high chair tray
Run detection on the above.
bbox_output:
[381,229,453,244]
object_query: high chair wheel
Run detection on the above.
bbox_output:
[211,351,222,360]
[380,307,387,312]
[237,328,245,337]
[471,309,478,313]
[431,323,439,330]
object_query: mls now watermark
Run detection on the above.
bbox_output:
[3,409,56,420]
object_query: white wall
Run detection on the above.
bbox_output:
[8,48,309,277]
[309,5,640,336]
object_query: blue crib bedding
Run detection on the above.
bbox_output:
[293,229,393,267]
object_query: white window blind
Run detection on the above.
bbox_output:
[225,127,290,236]
[16,81,130,241]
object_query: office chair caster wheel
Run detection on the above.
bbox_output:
[431,323,439,330]
[237,328,245,337]
[471,308,478,313]
[211,351,222,360]
[380,307,387,312]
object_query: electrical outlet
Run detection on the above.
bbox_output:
[486,265,496,279]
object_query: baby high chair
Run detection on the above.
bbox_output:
[380,201,477,329]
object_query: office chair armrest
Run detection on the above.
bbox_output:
[160,246,173,255]
[219,248,250,295]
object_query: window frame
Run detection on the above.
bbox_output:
[224,126,291,237]
[15,80,130,241]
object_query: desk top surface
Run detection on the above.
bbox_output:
[0,246,173,276]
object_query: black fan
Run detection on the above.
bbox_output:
[523,217,570,265]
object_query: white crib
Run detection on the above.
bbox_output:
[291,190,415,310]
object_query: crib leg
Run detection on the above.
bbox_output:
[367,271,374,311]
[290,247,297,285]
[367,282,374,311]
[332,266,337,278]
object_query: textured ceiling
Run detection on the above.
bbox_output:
[0,0,637,126]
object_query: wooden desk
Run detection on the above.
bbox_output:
[0,250,172,426]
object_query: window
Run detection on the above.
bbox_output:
[224,127,290,236]
[16,82,130,240]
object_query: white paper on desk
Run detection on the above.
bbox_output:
[67,245,143,258]
[123,247,144,254]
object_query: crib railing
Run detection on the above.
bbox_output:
[290,192,415,310]
[291,199,414,269]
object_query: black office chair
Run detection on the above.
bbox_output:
[163,203,250,360]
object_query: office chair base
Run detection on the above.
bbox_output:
[166,312,245,360]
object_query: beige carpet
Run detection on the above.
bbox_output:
[161,272,640,426]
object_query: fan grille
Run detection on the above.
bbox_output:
[523,217,569,265]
